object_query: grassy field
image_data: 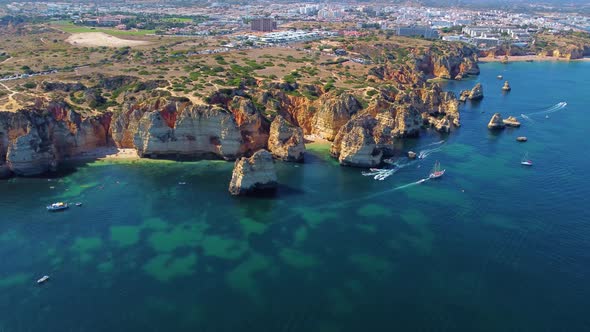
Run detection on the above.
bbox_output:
[50,21,156,36]
[161,17,193,23]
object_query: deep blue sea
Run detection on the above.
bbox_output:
[1,61,589,331]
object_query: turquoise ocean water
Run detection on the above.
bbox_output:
[1,61,589,331]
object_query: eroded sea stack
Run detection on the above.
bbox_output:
[468,83,484,100]
[488,113,505,129]
[228,149,277,195]
[268,115,305,162]
[503,116,521,127]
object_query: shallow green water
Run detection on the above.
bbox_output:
[1,62,590,331]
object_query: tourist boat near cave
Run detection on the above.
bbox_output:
[429,161,445,179]
[46,202,68,211]
[521,153,533,166]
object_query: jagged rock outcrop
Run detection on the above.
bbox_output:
[0,103,111,176]
[229,149,277,195]
[330,115,382,167]
[369,42,480,86]
[459,90,469,102]
[6,125,55,176]
[433,117,452,133]
[503,116,521,127]
[268,115,305,162]
[133,103,243,159]
[468,83,484,100]
[417,43,480,79]
[417,83,460,128]
[488,113,505,130]
[111,96,270,160]
[502,81,512,91]
[311,93,362,141]
[330,83,460,167]
[550,46,586,60]
[229,96,270,155]
[256,89,314,133]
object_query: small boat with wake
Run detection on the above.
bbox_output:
[37,275,50,284]
[46,202,68,211]
[521,152,533,166]
[429,161,445,179]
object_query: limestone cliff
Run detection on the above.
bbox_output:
[369,42,480,83]
[330,115,382,167]
[133,103,243,159]
[535,32,590,60]
[330,83,459,166]
[0,102,111,176]
[311,93,362,141]
[112,96,270,160]
[229,149,277,195]
[268,115,305,162]
[229,96,270,155]
[6,125,55,176]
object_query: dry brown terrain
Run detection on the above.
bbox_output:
[0,24,462,113]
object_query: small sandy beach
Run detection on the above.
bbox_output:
[67,147,140,161]
[479,55,590,63]
[304,134,330,144]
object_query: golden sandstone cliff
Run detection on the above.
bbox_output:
[228,149,277,195]
[0,102,110,177]
[0,42,480,176]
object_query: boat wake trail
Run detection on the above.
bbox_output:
[362,140,444,181]
[520,114,536,123]
[425,140,445,147]
[333,177,428,207]
[392,178,430,191]
[418,145,443,159]
[417,140,445,159]
[522,101,567,118]
[361,168,398,180]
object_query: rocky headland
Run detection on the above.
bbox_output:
[0,41,480,176]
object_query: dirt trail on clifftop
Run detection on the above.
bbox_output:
[0,82,20,111]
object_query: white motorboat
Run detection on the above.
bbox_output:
[47,202,68,211]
